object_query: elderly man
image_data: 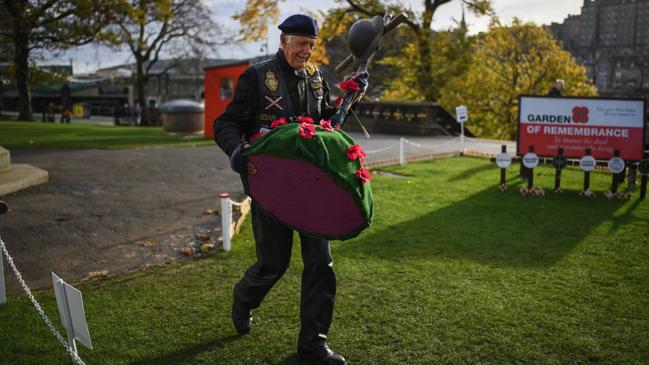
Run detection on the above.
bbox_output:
[213,14,361,365]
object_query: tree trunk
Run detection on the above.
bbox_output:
[14,26,32,121]
[136,59,148,126]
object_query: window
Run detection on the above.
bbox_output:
[220,78,234,100]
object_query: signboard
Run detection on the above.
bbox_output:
[607,157,625,174]
[639,159,649,175]
[580,155,597,172]
[552,155,567,170]
[522,153,539,168]
[52,273,93,350]
[496,153,512,168]
[518,96,645,160]
[455,105,468,123]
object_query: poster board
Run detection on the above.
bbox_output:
[518,96,646,161]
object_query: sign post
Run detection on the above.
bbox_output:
[52,272,93,355]
[639,153,649,199]
[607,150,625,194]
[0,201,7,305]
[0,247,5,305]
[580,148,596,194]
[455,105,468,153]
[522,145,539,189]
[553,147,567,192]
[496,145,512,192]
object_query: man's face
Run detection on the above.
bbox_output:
[282,35,315,69]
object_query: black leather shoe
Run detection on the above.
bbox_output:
[297,343,347,365]
[231,298,252,335]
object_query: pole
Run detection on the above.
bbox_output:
[219,193,232,251]
[0,201,7,305]
[555,147,563,191]
[399,137,405,165]
[460,122,465,154]
[584,147,591,192]
[641,151,649,200]
[527,145,534,189]
[611,150,620,194]
[0,246,5,305]
[500,145,506,186]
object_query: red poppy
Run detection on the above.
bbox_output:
[270,117,287,128]
[356,168,372,185]
[572,106,589,123]
[298,123,316,139]
[338,79,360,92]
[319,119,334,132]
[297,116,315,124]
[250,131,265,142]
[334,124,341,130]
[346,144,366,163]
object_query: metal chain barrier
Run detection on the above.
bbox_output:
[0,236,87,365]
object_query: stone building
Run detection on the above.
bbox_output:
[550,0,649,99]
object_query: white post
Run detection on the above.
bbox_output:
[399,137,405,165]
[0,247,6,305]
[460,122,465,154]
[219,193,232,251]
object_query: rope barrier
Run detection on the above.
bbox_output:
[364,143,399,154]
[0,237,87,365]
[401,137,461,150]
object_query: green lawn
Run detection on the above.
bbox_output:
[1,157,648,364]
[0,121,212,149]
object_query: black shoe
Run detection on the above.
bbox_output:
[297,343,347,365]
[231,298,252,335]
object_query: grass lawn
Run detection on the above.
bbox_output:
[0,121,213,149]
[1,156,648,364]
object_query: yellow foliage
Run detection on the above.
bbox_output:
[233,0,282,42]
[439,19,597,140]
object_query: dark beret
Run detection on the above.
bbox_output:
[278,14,318,39]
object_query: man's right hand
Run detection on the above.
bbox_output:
[230,142,250,175]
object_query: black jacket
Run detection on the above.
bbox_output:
[214,50,337,156]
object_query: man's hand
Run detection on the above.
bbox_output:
[230,142,250,175]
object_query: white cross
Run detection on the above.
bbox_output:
[264,96,283,110]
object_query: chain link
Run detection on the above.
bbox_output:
[0,236,87,365]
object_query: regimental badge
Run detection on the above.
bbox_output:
[305,63,317,76]
[265,70,279,92]
[309,81,322,90]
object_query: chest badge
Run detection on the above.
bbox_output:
[264,70,279,92]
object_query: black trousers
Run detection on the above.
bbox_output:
[234,202,336,348]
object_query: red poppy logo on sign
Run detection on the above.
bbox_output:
[572,106,589,123]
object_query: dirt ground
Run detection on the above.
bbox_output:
[1,146,243,295]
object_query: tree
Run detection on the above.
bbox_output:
[105,0,218,125]
[380,14,473,101]
[438,19,598,140]
[317,0,493,101]
[0,0,112,120]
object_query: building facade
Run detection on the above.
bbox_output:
[550,0,649,99]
